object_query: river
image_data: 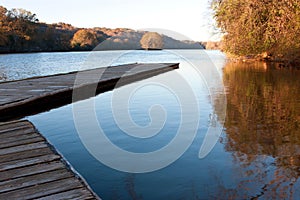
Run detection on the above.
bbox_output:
[1,50,299,199]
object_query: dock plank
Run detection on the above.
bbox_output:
[0,63,179,121]
[0,127,36,140]
[0,120,99,199]
[0,161,65,181]
[0,141,48,155]
[0,136,44,149]
[0,120,30,131]
[0,154,61,171]
[0,132,40,145]
[36,188,95,200]
[0,147,53,163]
[0,169,73,193]
[0,126,33,135]
[0,177,84,199]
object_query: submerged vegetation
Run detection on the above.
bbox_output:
[212,0,300,65]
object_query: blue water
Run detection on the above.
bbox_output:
[25,50,232,199]
[1,50,299,199]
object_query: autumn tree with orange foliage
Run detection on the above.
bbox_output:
[71,29,99,50]
[212,0,300,65]
[140,32,164,50]
[0,6,8,46]
[0,6,77,52]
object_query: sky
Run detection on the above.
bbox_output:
[1,0,219,41]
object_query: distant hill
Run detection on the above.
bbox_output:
[94,28,204,50]
[0,6,203,53]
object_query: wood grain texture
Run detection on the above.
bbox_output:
[0,120,99,199]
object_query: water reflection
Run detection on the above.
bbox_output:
[219,61,300,199]
[24,50,300,199]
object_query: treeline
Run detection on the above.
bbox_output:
[0,6,203,53]
[0,6,110,52]
[212,0,300,65]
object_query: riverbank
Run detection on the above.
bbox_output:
[224,53,300,69]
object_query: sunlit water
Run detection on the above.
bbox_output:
[0,51,142,81]
[1,50,299,199]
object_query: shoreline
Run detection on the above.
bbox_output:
[227,58,300,70]
[0,48,206,55]
[224,54,300,69]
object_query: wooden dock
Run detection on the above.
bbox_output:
[0,63,178,121]
[0,62,179,199]
[0,120,99,199]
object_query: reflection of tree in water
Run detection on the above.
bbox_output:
[214,61,300,199]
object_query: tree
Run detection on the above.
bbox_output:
[212,0,300,64]
[0,6,7,24]
[7,8,38,23]
[140,32,163,50]
[2,8,39,51]
[0,6,8,46]
[71,29,98,50]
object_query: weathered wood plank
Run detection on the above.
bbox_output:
[0,147,53,163]
[0,120,99,199]
[0,177,84,199]
[0,161,65,181]
[0,120,30,131]
[0,132,40,145]
[0,169,73,193]
[0,127,34,138]
[36,188,95,200]
[0,154,60,171]
[0,141,48,155]
[0,136,44,149]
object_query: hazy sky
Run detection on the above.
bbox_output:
[2,0,216,41]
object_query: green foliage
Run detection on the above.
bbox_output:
[212,0,300,64]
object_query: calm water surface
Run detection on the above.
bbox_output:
[0,51,141,81]
[1,50,299,199]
